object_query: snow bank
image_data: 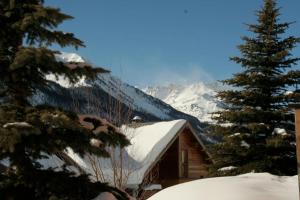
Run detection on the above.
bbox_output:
[148,173,298,200]
[92,192,117,200]
[92,192,135,200]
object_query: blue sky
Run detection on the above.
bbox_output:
[47,0,300,87]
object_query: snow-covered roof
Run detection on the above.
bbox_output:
[65,119,189,187]
[90,120,186,187]
[148,173,298,200]
[20,119,203,188]
[124,120,186,163]
[124,119,187,185]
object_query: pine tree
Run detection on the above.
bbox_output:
[0,1,129,199]
[209,0,300,176]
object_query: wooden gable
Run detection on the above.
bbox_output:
[178,127,210,179]
[139,122,211,199]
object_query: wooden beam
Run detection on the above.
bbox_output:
[290,103,300,197]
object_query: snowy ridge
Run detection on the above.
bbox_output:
[91,74,172,120]
[47,52,171,119]
[45,74,90,88]
[143,82,223,122]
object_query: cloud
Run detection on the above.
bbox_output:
[150,63,215,86]
[108,56,215,87]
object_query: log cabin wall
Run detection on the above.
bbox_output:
[178,128,209,178]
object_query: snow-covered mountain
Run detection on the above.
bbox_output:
[143,82,224,122]
[31,52,214,143]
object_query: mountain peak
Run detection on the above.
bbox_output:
[143,82,223,122]
[55,52,86,63]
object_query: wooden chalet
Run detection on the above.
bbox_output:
[123,120,211,199]
[50,118,211,199]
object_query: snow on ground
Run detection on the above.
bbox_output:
[148,173,298,200]
[92,192,135,200]
[92,192,118,200]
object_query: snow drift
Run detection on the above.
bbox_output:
[148,173,298,200]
